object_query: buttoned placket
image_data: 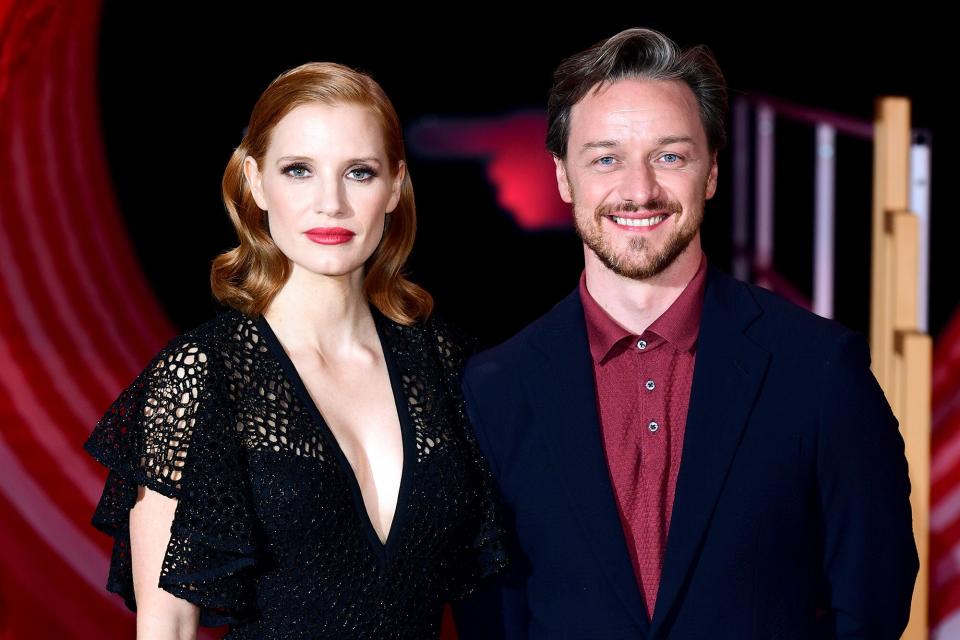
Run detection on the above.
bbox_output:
[637,335,662,436]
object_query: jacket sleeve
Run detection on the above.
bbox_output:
[814,330,919,638]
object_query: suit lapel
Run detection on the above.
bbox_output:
[649,267,771,637]
[527,288,650,632]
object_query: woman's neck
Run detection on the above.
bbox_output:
[262,263,378,360]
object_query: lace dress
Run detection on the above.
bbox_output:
[83,305,508,639]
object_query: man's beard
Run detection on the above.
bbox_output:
[572,193,701,281]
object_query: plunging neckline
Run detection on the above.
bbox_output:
[253,306,415,565]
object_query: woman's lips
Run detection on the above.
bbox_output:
[305,227,355,245]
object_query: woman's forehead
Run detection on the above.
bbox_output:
[267,103,386,159]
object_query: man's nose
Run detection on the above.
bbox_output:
[618,162,662,206]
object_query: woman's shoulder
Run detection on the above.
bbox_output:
[145,307,263,382]
[427,313,479,371]
[85,308,257,484]
[155,307,251,358]
[380,309,479,374]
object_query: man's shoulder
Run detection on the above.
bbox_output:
[466,287,581,379]
[733,276,850,342]
[467,267,864,378]
[708,268,860,366]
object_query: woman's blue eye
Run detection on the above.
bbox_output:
[348,167,377,181]
[283,164,310,178]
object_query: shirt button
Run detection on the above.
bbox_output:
[645,380,656,391]
[637,339,648,350]
[648,421,659,432]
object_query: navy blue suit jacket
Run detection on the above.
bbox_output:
[455,265,918,639]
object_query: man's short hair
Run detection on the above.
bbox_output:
[546,28,728,159]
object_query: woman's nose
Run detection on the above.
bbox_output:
[311,172,346,216]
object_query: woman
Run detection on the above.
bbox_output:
[83,62,507,639]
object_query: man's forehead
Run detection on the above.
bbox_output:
[587,76,693,101]
[569,78,705,145]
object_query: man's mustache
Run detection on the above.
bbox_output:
[595,200,683,218]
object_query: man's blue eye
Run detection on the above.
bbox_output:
[597,156,615,166]
[661,153,680,163]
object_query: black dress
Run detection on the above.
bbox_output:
[83,305,508,639]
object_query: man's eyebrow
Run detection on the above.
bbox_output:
[578,135,697,155]
[656,135,697,146]
[579,140,619,154]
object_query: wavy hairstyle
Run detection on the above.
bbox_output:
[211,62,432,325]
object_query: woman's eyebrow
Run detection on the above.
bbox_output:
[276,155,313,165]
[275,155,383,165]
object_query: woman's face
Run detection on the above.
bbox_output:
[244,102,404,280]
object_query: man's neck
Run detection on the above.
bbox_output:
[583,242,703,336]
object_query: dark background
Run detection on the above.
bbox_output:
[97,6,955,348]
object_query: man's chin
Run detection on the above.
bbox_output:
[593,252,664,281]
[613,264,666,281]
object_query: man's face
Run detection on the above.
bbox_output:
[554,78,718,280]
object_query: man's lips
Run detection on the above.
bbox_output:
[305,227,355,244]
[605,211,671,220]
[603,212,672,229]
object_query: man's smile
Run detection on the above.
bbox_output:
[604,212,672,230]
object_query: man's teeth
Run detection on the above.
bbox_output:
[611,214,668,227]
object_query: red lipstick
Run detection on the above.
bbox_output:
[305,227,355,245]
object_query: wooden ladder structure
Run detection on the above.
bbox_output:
[871,97,932,640]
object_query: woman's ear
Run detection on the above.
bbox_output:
[243,156,268,211]
[386,160,406,214]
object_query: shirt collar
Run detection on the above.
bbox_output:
[579,252,708,364]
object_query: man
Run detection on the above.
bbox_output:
[455,28,918,639]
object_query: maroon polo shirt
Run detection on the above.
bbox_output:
[578,253,707,619]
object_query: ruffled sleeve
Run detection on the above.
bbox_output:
[429,317,511,602]
[83,335,260,626]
